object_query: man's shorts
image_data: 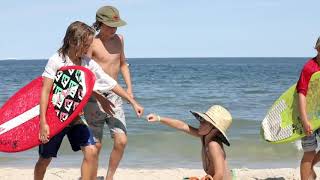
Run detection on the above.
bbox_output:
[39,124,95,159]
[84,91,127,142]
[301,129,320,152]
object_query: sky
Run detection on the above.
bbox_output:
[0,0,319,59]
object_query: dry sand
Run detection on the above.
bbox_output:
[0,167,309,180]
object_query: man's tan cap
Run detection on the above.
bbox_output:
[96,6,126,27]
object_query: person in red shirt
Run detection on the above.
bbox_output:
[297,36,320,180]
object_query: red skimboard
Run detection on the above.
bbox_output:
[0,66,95,152]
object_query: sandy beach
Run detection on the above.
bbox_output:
[0,167,306,180]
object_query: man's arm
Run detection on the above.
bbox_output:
[39,77,54,144]
[118,35,134,98]
[298,93,312,136]
[111,84,143,118]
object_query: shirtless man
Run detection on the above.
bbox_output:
[85,6,134,180]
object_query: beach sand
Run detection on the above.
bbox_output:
[0,167,307,180]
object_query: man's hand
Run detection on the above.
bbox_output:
[302,120,313,136]
[39,122,50,144]
[93,91,115,116]
[132,102,144,118]
[97,96,115,116]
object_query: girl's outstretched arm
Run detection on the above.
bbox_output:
[147,113,200,137]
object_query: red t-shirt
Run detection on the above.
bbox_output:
[296,57,320,96]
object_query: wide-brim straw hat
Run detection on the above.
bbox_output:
[190,105,232,146]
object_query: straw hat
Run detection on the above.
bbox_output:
[190,105,232,146]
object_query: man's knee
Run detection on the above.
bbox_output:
[36,157,52,168]
[95,141,102,154]
[83,146,98,162]
[95,141,102,152]
[114,134,127,150]
[302,151,317,162]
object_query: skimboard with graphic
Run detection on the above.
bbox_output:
[261,72,320,144]
[0,66,95,152]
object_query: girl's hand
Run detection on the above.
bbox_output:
[39,123,50,144]
[146,113,159,122]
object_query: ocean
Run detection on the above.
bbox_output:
[0,57,310,169]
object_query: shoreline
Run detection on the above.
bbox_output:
[0,167,305,180]
[0,132,304,170]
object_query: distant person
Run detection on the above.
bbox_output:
[147,105,233,180]
[297,36,320,180]
[34,21,143,180]
[85,5,134,180]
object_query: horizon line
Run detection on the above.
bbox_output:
[0,56,311,61]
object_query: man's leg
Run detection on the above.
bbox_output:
[34,128,67,180]
[34,157,52,180]
[104,92,127,180]
[81,145,98,180]
[301,151,316,180]
[310,150,320,179]
[94,140,103,161]
[310,131,320,179]
[301,133,318,180]
[92,140,103,179]
[69,124,98,180]
[84,97,107,178]
[106,133,127,180]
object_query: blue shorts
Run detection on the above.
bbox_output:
[39,124,95,158]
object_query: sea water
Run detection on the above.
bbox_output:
[0,57,309,168]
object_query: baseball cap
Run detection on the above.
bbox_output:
[96,6,126,27]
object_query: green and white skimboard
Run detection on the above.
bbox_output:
[261,72,320,144]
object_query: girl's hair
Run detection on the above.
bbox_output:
[92,20,102,32]
[58,21,96,59]
[201,127,225,146]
